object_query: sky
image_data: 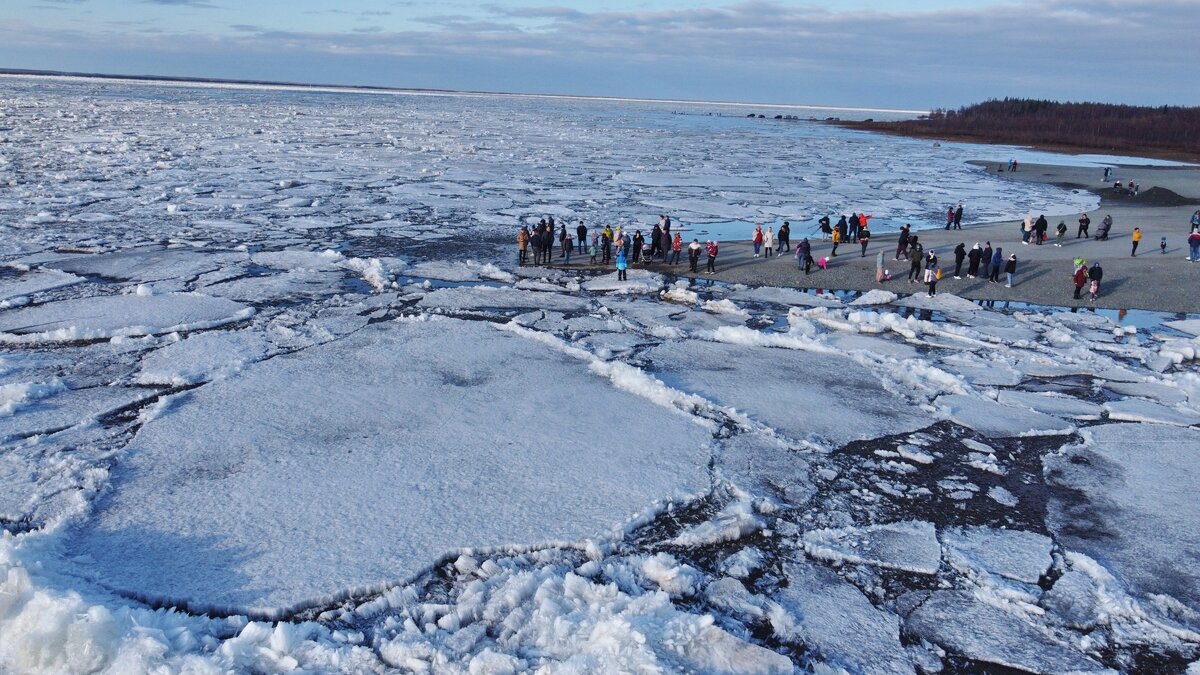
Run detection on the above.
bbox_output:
[1,0,1196,110]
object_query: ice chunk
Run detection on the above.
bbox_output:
[63,318,713,615]
[729,286,842,308]
[935,394,1074,438]
[0,293,254,344]
[996,389,1103,420]
[0,269,84,307]
[1102,381,1189,406]
[772,561,914,674]
[136,331,268,386]
[906,591,1104,672]
[1104,398,1200,427]
[849,289,897,306]
[47,247,243,283]
[716,434,817,506]
[645,339,929,447]
[1164,319,1200,337]
[941,526,1052,584]
[1,385,157,442]
[801,520,940,575]
[892,293,981,313]
[1045,423,1200,614]
[417,286,589,312]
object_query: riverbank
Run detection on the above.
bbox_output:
[543,162,1200,314]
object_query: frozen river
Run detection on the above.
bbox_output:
[1,77,1199,673]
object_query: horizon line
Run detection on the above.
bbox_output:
[0,68,932,116]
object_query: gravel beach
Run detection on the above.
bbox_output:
[560,161,1200,314]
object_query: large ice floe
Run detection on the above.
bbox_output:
[0,76,1198,673]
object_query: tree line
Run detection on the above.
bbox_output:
[845,98,1200,162]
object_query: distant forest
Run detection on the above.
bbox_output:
[843,98,1200,162]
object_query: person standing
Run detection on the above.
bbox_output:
[1077,213,1091,238]
[908,249,923,283]
[835,215,848,245]
[819,215,832,241]
[517,226,529,266]
[1088,261,1104,295]
[924,263,939,297]
[650,222,663,259]
[848,213,861,241]
[953,203,964,229]
[1022,216,1033,244]
[1131,227,1142,256]
[1073,264,1088,299]
[764,227,775,257]
[705,240,719,274]
[688,238,702,272]
[831,226,842,257]
[670,233,682,265]
[541,226,555,265]
[953,243,966,278]
[967,243,982,278]
[559,222,568,258]
[752,225,764,257]
[1189,229,1200,262]
[661,228,673,262]
[1055,221,1067,247]
[616,244,628,281]
[988,247,1004,283]
[925,249,938,273]
[576,221,588,254]
[590,232,600,264]
[1034,215,1048,245]
[858,225,871,257]
[779,221,791,252]
[563,235,574,265]
[1004,254,1017,287]
[895,224,911,260]
[945,206,954,230]
[632,230,644,263]
[1098,214,1113,240]
[798,238,813,274]
[601,224,613,263]
[981,242,993,278]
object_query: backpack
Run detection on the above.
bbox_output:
[935,268,943,281]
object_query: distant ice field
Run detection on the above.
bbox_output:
[0,76,1116,250]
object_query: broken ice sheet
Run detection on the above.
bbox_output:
[63,318,713,614]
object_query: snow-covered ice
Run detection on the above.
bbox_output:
[801,520,941,574]
[1046,424,1200,614]
[0,76,1197,673]
[0,293,254,344]
[63,318,713,614]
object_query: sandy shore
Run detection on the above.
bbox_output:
[550,162,1200,314]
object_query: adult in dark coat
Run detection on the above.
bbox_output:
[966,244,982,278]
[798,238,813,274]
[953,243,966,278]
[779,221,791,252]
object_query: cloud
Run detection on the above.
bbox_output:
[142,0,218,6]
[2,0,1197,107]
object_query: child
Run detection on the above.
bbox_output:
[1089,279,1099,303]
[1160,236,1167,254]
[818,256,828,270]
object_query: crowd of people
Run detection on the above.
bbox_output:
[517,215,724,274]
[513,202,1195,303]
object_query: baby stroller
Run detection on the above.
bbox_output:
[638,243,654,266]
